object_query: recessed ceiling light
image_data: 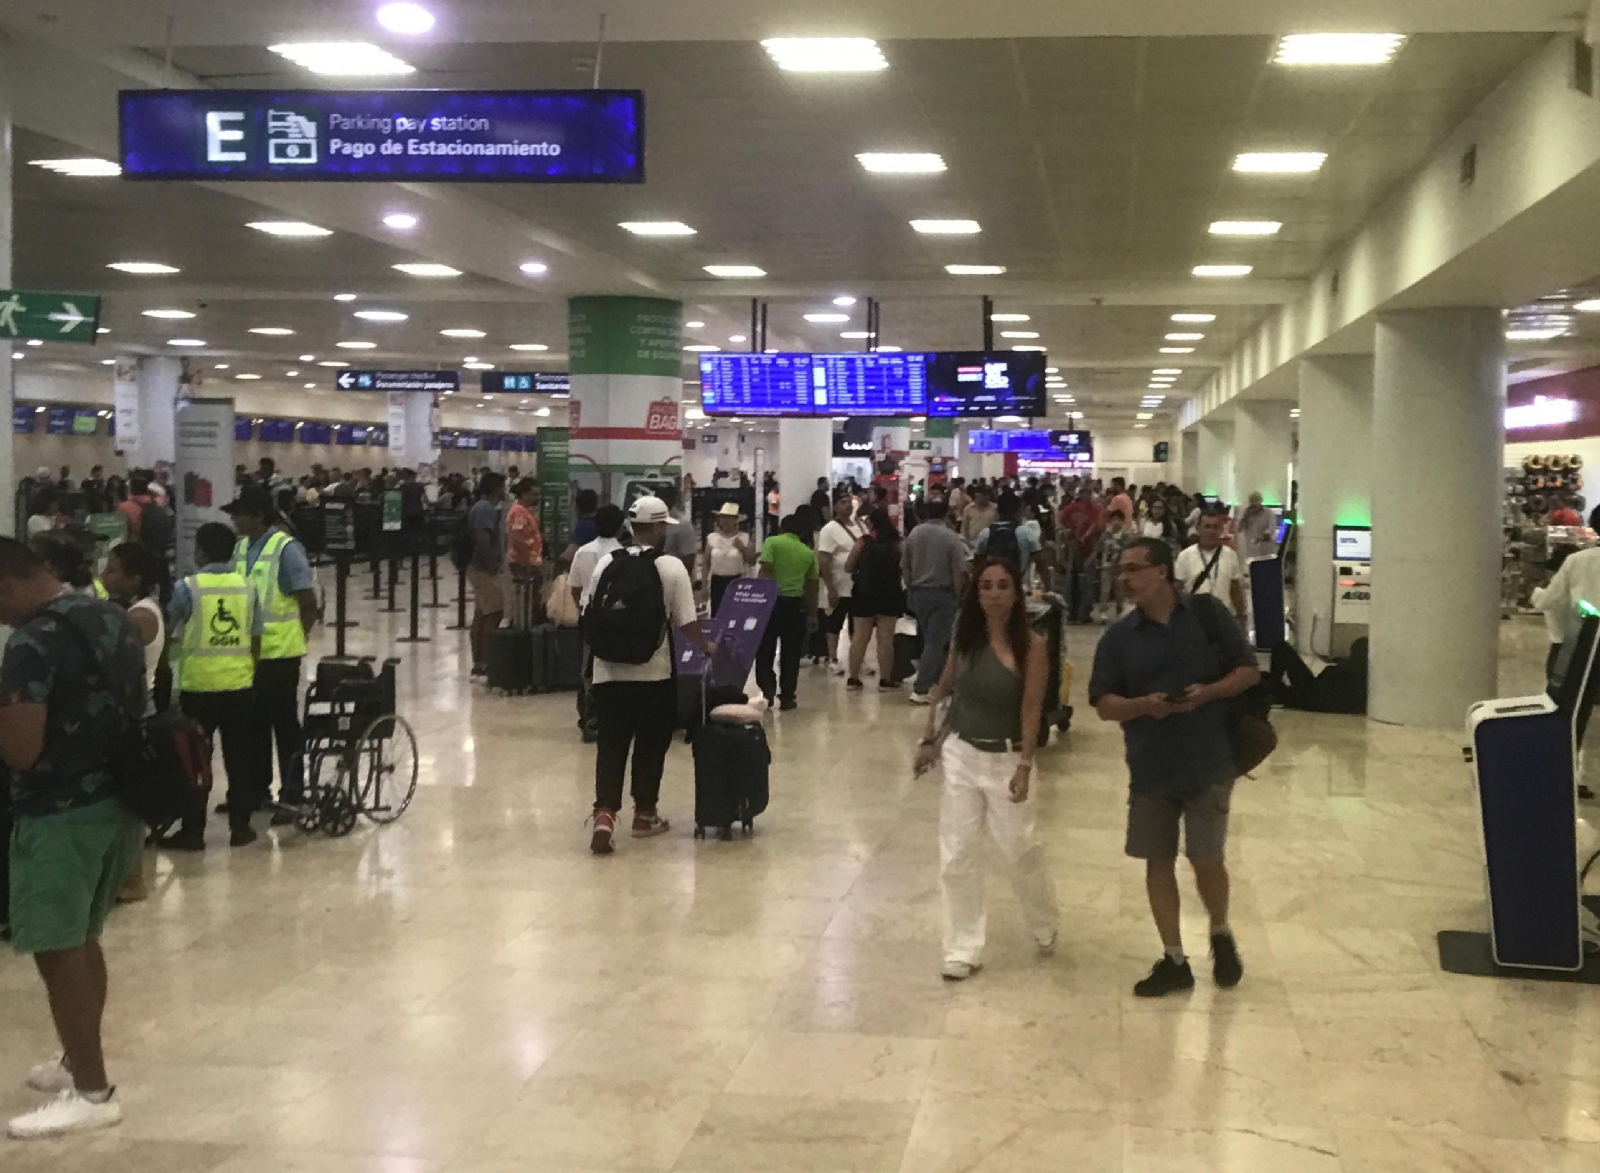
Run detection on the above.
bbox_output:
[1210,220,1283,236]
[1153,368,1183,375]
[101,358,116,365]
[393,262,461,277]
[166,338,205,347]
[97,327,110,334]
[840,331,872,340]
[762,37,887,72]
[1171,313,1216,323]
[108,261,179,275]
[1193,265,1253,277]
[25,339,42,347]
[334,293,358,302]
[235,373,263,381]
[534,406,551,417]
[519,261,549,275]
[875,345,903,353]
[10,351,22,360]
[619,221,696,236]
[249,327,295,336]
[855,152,945,174]
[704,265,766,278]
[31,157,122,177]
[1070,412,1084,420]
[910,219,981,235]
[1576,299,1600,313]
[805,313,851,324]
[1233,152,1327,174]
[1136,412,1155,420]
[1275,33,1406,66]
[269,42,414,76]
[728,334,748,344]
[382,212,419,230]
[1011,344,1045,352]
[684,321,706,329]
[1134,423,1149,430]
[142,308,195,320]
[684,344,721,352]
[285,370,299,377]
[318,360,351,368]
[1506,327,1567,342]
[946,264,1006,276]
[463,356,479,364]
[1160,347,1196,354]
[1165,333,1205,341]
[1045,366,1059,374]
[247,220,333,237]
[833,295,858,307]
[464,361,495,371]
[299,354,316,361]
[1000,330,1039,339]
[509,343,549,352]
[376,3,435,34]
[214,364,230,370]
[990,313,1030,323]
[354,310,408,322]
[337,341,377,349]
[440,328,486,338]
[305,382,317,389]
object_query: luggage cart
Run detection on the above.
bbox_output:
[291,656,419,837]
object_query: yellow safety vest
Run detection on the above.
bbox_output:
[235,530,307,660]
[180,571,255,693]
[91,579,109,600]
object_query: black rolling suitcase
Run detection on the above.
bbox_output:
[527,624,555,693]
[485,629,535,694]
[693,722,771,839]
[550,625,583,690]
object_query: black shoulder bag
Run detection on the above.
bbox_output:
[1191,595,1277,777]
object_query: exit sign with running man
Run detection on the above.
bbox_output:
[0,290,102,344]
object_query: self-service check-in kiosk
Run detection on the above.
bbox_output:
[1331,525,1371,659]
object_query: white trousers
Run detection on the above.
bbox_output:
[939,736,1061,965]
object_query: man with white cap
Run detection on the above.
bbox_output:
[580,496,716,855]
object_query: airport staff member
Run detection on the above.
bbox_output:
[226,484,319,821]
[159,522,267,851]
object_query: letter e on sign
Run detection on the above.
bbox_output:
[645,398,679,438]
[206,111,248,162]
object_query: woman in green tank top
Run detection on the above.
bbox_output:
[913,557,1059,981]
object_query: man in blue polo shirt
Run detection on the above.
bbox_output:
[1089,536,1260,998]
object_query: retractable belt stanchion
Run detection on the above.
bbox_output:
[333,555,351,658]
[320,501,360,633]
[368,548,383,601]
[447,560,471,630]
[381,552,402,613]
[425,545,446,608]
[396,548,430,645]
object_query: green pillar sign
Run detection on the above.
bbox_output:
[568,296,682,377]
[537,427,572,550]
[0,290,102,344]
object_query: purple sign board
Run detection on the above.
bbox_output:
[674,577,778,688]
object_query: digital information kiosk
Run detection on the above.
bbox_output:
[1330,525,1371,658]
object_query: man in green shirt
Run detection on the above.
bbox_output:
[757,513,820,711]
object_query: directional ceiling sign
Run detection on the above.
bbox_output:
[334,369,460,394]
[0,290,101,344]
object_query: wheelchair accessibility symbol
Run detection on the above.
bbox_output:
[209,598,243,646]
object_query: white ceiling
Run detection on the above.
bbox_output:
[2,21,1562,434]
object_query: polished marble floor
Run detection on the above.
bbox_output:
[2,581,1598,1172]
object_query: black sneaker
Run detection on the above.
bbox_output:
[779,697,797,711]
[156,830,205,853]
[1133,955,1195,998]
[229,826,259,848]
[846,677,865,691]
[1211,932,1244,989]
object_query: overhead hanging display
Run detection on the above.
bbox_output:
[119,89,645,183]
[698,351,1046,419]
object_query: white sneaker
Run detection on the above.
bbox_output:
[24,1055,71,1093]
[8,1089,122,1140]
[941,959,982,982]
[908,692,932,707]
[1036,931,1059,956]
[828,661,847,677]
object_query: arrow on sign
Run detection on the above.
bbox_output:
[47,302,86,334]
[337,372,356,389]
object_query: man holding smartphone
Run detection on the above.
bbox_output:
[1089,537,1261,998]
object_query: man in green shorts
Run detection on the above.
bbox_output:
[757,512,820,711]
[0,538,148,1139]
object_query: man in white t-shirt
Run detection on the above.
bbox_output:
[568,504,625,743]
[580,497,716,855]
[1174,512,1247,619]
[815,497,865,675]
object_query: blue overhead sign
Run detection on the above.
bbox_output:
[119,89,645,183]
[335,369,460,393]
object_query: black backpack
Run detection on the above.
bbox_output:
[585,548,669,665]
[985,520,1023,568]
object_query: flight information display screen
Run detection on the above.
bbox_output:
[698,352,1039,418]
[968,428,1091,456]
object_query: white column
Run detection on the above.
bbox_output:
[1180,429,1199,493]
[1297,356,1374,656]
[1370,309,1505,728]
[1233,400,1294,508]
[1197,419,1235,503]
[0,58,13,533]
[777,418,831,520]
[386,392,440,468]
[955,423,982,482]
[131,356,181,469]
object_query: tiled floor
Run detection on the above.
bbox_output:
[2,581,1598,1172]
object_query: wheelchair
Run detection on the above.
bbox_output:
[292,656,419,837]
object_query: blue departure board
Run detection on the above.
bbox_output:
[699,352,1042,418]
[968,428,1092,456]
[699,354,817,416]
